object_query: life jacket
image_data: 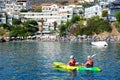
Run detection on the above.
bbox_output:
[87,59,94,67]
[69,59,76,66]
[89,60,94,67]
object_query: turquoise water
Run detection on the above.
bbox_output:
[0,41,120,80]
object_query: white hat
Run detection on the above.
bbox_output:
[70,55,74,59]
[87,56,91,58]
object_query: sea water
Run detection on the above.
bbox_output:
[0,41,120,80]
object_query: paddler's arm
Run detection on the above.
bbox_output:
[82,61,88,67]
[67,60,71,66]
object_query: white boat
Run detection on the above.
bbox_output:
[91,41,108,47]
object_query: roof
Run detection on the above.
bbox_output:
[17,0,27,2]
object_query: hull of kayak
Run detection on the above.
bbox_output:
[53,62,101,72]
[53,62,80,71]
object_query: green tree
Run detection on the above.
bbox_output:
[115,22,120,32]
[115,11,120,22]
[79,10,83,14]
[0,23,11,30]
[12,18,22,25]
[78,17,111,36]
[69,25,80,36]
[9,26,28,38]
[20,9,28,12]
[23,20,38,35]
[58,24,67,36]
[71,15,80,24]
[102,10,108,17]
[82,2,94,8]
[23,20,38,27]
[0,28,7,36]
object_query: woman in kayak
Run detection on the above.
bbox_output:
[82,56,94,67]
[67,55,76,66]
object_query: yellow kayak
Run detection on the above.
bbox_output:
[54,62,81,71]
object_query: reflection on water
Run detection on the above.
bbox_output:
[0,42,120,80]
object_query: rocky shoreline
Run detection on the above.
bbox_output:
[1,34,120,43]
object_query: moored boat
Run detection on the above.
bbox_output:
[91,41,108,47]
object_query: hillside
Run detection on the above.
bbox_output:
[96,22,120,40]
[30,0,58,4]
[30,0,78,5]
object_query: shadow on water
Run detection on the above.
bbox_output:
[79,71,95,80]
[54,67,77,80]
[69,69,77,80]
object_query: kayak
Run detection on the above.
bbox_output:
[53,62,101,72]
[53,62,80,71]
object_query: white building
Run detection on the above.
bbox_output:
[0,11,12,24]
[16,0,30,10]
[69,5,84,16]
[0,0,5,11]
[0,12,6,24]
[5,0,30,18]
[20,4,83,30]
[78,0,95,3]
[84,0,119,21]
[0,0,12,24]
[84,4,102,18]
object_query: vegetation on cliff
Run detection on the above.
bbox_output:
[0,19,38,40]
[0,10,120,41]
[58,16,112,37]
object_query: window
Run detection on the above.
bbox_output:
[95,12,97,15]
[67,15,70,18]
[19,3,23,5]
[55,9,57,11]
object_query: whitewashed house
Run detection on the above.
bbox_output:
[20,4,83,31]
[0,0,12,24]
[84,0,120,22]
[5,0,30,19]
[84,4,102,18]
[78,0,95,3]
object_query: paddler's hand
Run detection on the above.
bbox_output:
[76,62,79,65]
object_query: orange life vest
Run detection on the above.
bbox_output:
[69,59,76,66]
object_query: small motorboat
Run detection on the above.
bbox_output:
[91,41,108,47]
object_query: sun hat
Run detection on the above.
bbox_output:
[87,56,91,59]
[70,55,74,59]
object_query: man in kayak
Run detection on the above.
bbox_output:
[82,56,94,67]
[67,55,76,66]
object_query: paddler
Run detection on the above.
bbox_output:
[67,55,76,66]
[82,56,94,67]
